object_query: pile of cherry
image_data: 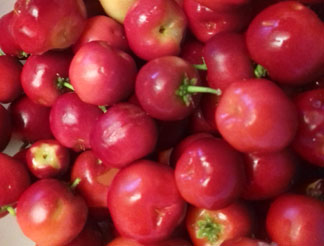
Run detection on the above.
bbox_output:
[1,0,324,245]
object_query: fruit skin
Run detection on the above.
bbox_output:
[220,237,272,246]
[0,11,22,57]
[90,103,158,168]
[0,55,22,103]
[71,151,119,219]
[246,1,324,85]
[124,0,187,60]
[0,153,30,207]
[16,179,88,246]
[242,150,297,200]
[194,0,251,11]
[186,202,254,246]
[99,0,137,23]
[216,79,298,153]
[26,139,70,179]
[175,137,246,210]
[50,92,102,152]
[0,105,12,151]
[69,41,137,106]
[266,194,324,246]
[107,237,192,246]
[293,89,324,167]
[21,51,72,107]
[203,32,254,92]
[135,56,201,121]
[183,0,252,43]
[73,15,129,52]
[107,160,186,243]
[12,0,87,54]
[10,96,53,142]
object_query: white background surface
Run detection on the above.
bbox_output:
[0,1,35,245]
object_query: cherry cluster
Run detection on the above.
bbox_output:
[0,0,324,246]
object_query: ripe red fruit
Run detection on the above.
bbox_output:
[246,1,324,85]
[266,194,324,246]
[108,160,186,243]
[186,202,254,246]
[293,89,324,167]
[124,0,187,60]
[175,137,245,210]
[12,0,87,54]
[90,103,158,168]
[69,41,137,106]
[17,179,88,246]
[216,79,298,153]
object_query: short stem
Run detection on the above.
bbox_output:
[63,82,74,91]
[193,63,208,71]
[98,106,107,113]
[57,75,74,91]
[254,64,268,78]
[19,51,29,59]
[0,50,5,56]
[0,205,16,216]
[186,85,222,95]
[70,178,81,189]
[193,57,208,71]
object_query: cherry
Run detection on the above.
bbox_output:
[0,105,12,151]
[26,139,70,179]
[21,51,72,107]
[136,56,220,121]
[246,1,324,85]
[16,179,88,246]
[216,79,298,153]
[186,202,254,246]
[12,0,87,54]
[0,153,30,216]
[50,92,102,152]
[293,89,324,167]
[108,160,186,243]
[124,0,187,60]
[90,103,158,168]
[203,32,254,91]
[183,0,252,43]
[71,150,120,219]
[175,137,246,209]
[266,194,324,246]
[0,11,23,57]
[69,41,137,106]
[74,15,129,52]
[170,132,213,167]
[242,150,297,200]
[0,55,22,103]
[9,96,53,142]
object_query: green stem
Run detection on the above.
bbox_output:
[0,50,5,56]
[176,75,222,106]
[186,85,221,95]
[70,178,81,189]
[193,57,208,71]
[19,51,29,59]
[254,64,268,78]
[98,106,107,113]
[0,205,16,216]
[57,76,74,91]
[196,214,222,243]
[193,63,208,71]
